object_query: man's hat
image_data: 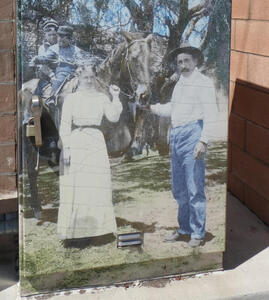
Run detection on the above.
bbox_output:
[168,43,204,67]
[57,26,73,37]
[43,19,59,32]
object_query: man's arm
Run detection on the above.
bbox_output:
[199,79,218,144]
[34,47,58,65]
[150,102,172,117]
[194,78,218,159]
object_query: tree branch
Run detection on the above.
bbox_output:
[183,17,200,42]
[189,0,212,18]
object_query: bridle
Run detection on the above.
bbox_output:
[123,39,151,102]
[95,38,151,103]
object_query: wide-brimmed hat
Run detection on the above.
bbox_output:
[168,44,204,67]
[57,25,73,37]
[43,19,59,32]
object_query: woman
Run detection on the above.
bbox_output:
[57,66,122,244]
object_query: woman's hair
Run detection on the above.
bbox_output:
[77,65,105,93]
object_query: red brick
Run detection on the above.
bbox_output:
[0,144,16,172]
[0,0,14,19]
[246,121,269,164]
[0,115,16,142]
[233,82,269,129]
[0,175,16,193]
[232,144,269,199]
[0,52,15,82]
[248,54,269,88]
[245,185,269,225]
[232,0,250,19]
[0,22,15,50]
[250,0,269,21]
[228,172,245,202]
[235,20,269,56]
[229,113,246,149]
[230,51,248,82]
[0,85,15,112]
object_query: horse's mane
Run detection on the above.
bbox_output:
[96,42,126,86]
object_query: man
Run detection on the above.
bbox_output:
[34,19,59,96]
[33,25,84,96]
[38,19,59,55]
[149,45,218,247]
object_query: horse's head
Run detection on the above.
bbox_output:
[119,32,155,156]
[121,32,152,106]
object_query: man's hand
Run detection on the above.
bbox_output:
[49,72,56,82]
[109,84,120,98]
[194,141,207,160]
[170,72,180,82]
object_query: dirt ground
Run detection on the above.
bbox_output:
[19,140,227,294]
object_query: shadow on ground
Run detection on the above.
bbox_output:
[223,193,269,270]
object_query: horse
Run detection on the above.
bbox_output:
[96,32,173,157]
[19,77,77,218]
[19,31,166,217]
[97,32,174,156]
[95,32,153,157]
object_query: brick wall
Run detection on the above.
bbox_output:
[229,0,269,224]
[0,0,17,206]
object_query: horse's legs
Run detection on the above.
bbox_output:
[23,128,41,219]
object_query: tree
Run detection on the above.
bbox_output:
[201,0,231,91]
[155,0,215,52]
[121,0,154,32]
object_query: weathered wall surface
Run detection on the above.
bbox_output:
[229,0,269,224]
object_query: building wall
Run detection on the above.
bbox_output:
[229,0,269,224]
[0,1,268,224]
[0,0,17,213]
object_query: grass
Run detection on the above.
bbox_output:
[112,155,171,193]
[20,140,227,295]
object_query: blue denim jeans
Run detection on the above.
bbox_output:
[34,79,49,96]
[170,120,206,239]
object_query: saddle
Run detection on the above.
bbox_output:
[40,75,79,106]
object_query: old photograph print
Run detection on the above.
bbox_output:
[18,0,230,295]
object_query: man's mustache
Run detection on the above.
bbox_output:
[181,68,190,73]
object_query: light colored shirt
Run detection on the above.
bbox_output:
[60,90,122,148]
[47,44,84,67]
[151,68,218,144]
[38,43,50,56]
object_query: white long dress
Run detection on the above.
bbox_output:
[57,89,122,240]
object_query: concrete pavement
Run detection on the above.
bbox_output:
[0,193,269,299]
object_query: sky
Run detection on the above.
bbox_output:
[69,0,208,48]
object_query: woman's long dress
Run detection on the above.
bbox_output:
[57,90,122,240]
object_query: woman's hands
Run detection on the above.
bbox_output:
[63,147,71,165]
[109,84,120,98]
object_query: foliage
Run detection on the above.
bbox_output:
[18,0,231,88]
[202,0,231,91]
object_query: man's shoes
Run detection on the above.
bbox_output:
[188,238,202,248]
[163,231,189,243]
